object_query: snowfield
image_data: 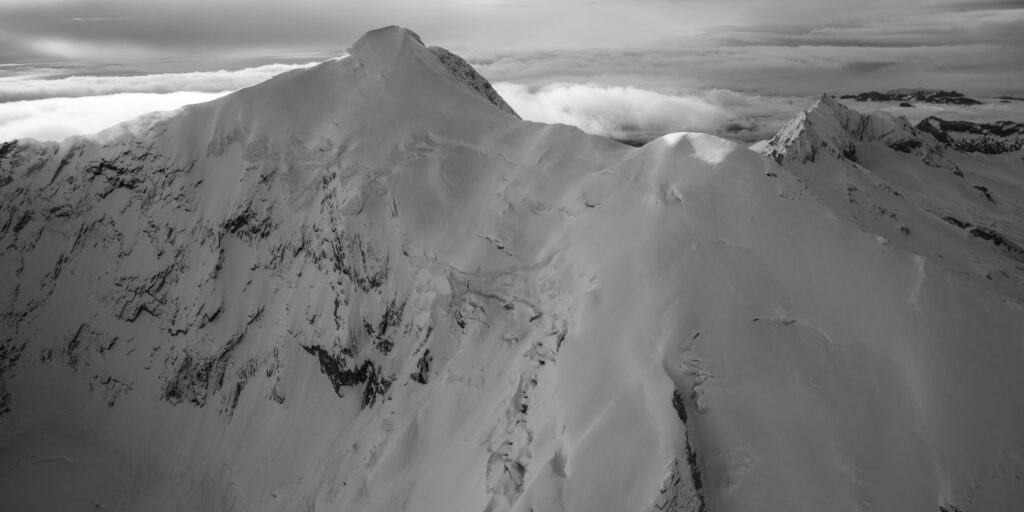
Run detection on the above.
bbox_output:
[1,26,1023,512]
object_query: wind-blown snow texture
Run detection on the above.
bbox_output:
[2,27,1024,512]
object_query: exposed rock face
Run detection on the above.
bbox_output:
[760,93,1024,291]
[0,26,706,512]
[2,26,1024,512]
[761,94,923,165]
[917,116,1024,154]
[840,88,983,105]
[427,46,520,119]
[763,93,1024,166]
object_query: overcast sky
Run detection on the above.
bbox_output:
[1,0,1022,142]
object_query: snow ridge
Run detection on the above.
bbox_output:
[427,46,520,118]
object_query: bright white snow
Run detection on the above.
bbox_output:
[1,26,1023,512]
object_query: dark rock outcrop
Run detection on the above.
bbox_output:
[841,89,982,105]
[917,117,1024,154]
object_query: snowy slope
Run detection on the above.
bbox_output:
[762,94,1024,298]
[2,27,1024,512]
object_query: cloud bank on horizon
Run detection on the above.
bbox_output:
[495,83,807,143]
[0,0,1021,143]
[0,91,230,142]
[0,62,319,102]
[0,62,317,141]
[1,0,1020,95]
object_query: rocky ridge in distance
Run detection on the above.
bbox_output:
[840,88,983,105]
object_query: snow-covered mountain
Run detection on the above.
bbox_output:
[2,26,1024,512]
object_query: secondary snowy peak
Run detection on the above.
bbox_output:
[760,94,848,165]
[762,94,923,165]
[758,95,1024,300]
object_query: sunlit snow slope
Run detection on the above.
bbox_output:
[1,27,1023,512]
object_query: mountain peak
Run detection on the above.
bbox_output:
[760,93,923,165]
[815,92,842,110]
[353,25,424,46]
[349,25,428,73]
[154,26,517,155]
[348,26,518,117]
[759,94,858,165]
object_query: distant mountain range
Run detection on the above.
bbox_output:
[840,88,983,105]
[917,116,1024,154]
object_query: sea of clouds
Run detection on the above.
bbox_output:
[0,0,1021,144]
[0,91,230,142]
[1,51,1020,145]
[0,63,810,144]
[0,62,316,141]
[495,82,808,144]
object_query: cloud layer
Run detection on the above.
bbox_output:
[0,62,317,102]
[0,61,317,142]
[0,1,1020,91]
[497,83,725,141]
[459,2,1024,98]
[496,82,808,143]
[0,79,805,145]
[1,0,1021,146]
[0,91,229,142]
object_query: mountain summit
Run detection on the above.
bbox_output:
[2,28,1024,512]
[147,25,517,158]
[761,93,923,165]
